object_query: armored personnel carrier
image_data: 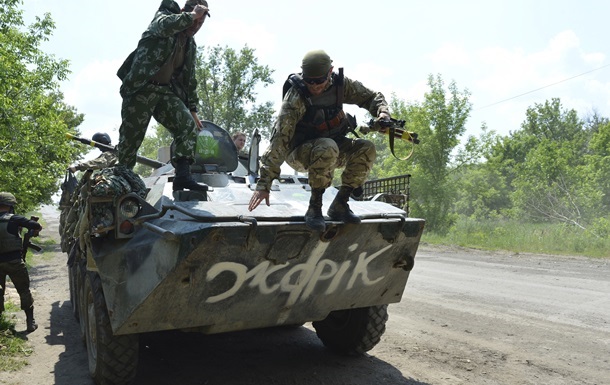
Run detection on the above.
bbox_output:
[60,122,425,385]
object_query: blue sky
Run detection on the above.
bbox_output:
[21,0,610,149]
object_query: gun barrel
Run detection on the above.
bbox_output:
[28,243,42,252]
[66,133,166,169]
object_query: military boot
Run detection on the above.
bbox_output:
[173,157,208,192]
[25,308,38,333]
[304,188,326,231]
[328,186,361,224]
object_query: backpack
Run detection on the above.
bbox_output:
[60,169,78,208]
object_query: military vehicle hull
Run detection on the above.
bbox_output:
[93,185,422,336]
[61,122,424,385]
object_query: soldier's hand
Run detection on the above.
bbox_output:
[193,4,208,18]
[379,112,391,121]
[190,111,203,130]
[377,112,391,133]
[248,190,270,211]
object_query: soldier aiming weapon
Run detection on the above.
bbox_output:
[21,216,42,262]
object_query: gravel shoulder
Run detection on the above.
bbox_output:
[1,205,608,385]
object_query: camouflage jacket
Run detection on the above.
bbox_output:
[73,152,119,171]
[117,0,200,112]
[256,75,389,191]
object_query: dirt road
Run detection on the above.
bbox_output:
[1,205,608,385]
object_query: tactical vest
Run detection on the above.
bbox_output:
[0,213,23,254]
[283,69,351,149]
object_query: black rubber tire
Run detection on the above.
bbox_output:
[68,262,78,321]
[76,258,87,344]
[68,243,79,321]
[84,271,139,385]
[312,304,389,356]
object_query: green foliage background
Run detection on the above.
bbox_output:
[2,0,609,257]
[0,0,87,212]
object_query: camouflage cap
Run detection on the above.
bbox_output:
[0,192,17,206]
[301,50,333,78]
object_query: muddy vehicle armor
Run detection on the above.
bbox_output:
[60,121,425,385]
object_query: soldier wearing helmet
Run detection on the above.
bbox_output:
[69,132,119,172]
[116,0,211,192]
[0,192,43,332]
[248,50,391,231]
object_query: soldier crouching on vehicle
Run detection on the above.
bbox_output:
[248,49,391,231]
[0,192,42,332]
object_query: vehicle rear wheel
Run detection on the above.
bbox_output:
[312,304,388,356]
[84,271,139,385]
[68,243,79,321]
[68,262,78,321]
[77,258,87,343]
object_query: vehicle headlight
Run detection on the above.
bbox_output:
[119,198,141,219]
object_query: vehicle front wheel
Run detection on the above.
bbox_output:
[312,304,389,356]
[84,271,139,385]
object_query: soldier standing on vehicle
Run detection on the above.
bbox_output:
[248,50,391,231]
[69,132,118,172]
[0,192,42,332]
[116,0,210,191]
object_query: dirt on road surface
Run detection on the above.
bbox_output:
[1,204,608,385]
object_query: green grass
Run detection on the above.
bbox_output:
[423,218,610,258]
[0,314,32,372]
[23,209,56,265]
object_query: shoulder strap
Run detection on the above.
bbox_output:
[388,127,415,161]
[335,68,344,109]
[283,73,311,100]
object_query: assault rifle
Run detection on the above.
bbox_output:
[355,116,420,160]
[22,216,42,262]
[66,133,166,169]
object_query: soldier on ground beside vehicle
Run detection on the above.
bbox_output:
[248,49,391,231]
[116,0,210,191]
[0,192,42,332]
[69,132,118,172]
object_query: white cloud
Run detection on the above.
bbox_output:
[205,19,276,57]
[63,60,124,142]
[548,30,580,55]
[429,43,471,67]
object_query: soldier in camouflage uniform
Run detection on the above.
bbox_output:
[0,192,42,332]
[248,50,391,231]
[69,132,118,172]
[116,0,210,191]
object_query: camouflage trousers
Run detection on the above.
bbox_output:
[287,137,376,189]
[0,259,34,312]
[118,83,198,169]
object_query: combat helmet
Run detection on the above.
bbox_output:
[301,50,333,78]
[0,192,17,206]
[92,132,111,145]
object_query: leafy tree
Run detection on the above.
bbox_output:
[495,99,604,235]
[0,0,86,211]
[196,44,275,139]
[135,45,275,175]
[398,75,472,233]
[452,126,512,219]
